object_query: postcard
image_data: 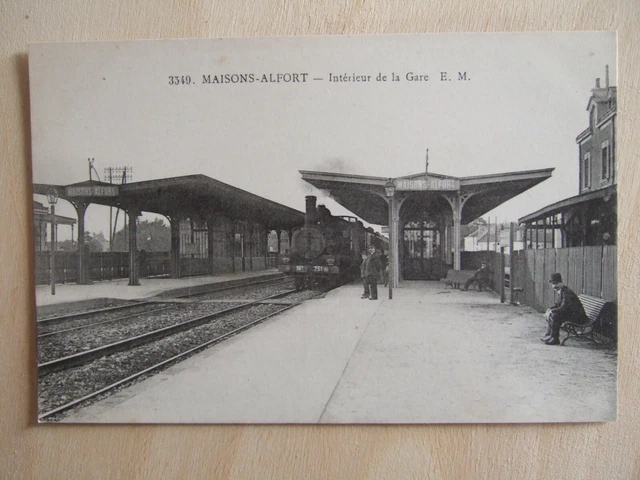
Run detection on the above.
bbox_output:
[30,32,617,423]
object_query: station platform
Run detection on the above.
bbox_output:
[62,281,617,424]
[35,270,284,311]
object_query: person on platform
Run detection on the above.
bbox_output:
[361,245,382,300]
[360,251,369,299]
[461,261,491,291]
[541,273,588,345]
[381,250,389,287]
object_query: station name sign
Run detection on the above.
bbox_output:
[394,178,459,191]
[66,185,119,197]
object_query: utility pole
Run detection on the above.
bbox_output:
[105,166,132,251]
[88,158,99,181]
[509,222,516,304]
[106,167,113,251]
[487,217,491,252]
[424,149,429,179]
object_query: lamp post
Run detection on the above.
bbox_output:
[46,191,59,295]
[385,178,396,300]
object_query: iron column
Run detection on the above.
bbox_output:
[385,179,396,300]
[46,191,59,295]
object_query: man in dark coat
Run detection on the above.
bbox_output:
[542,273,588,345]
[360,251,369,299]
[362,245,382,300]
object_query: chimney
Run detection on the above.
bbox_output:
[305,195,317,226]
[605,65,610,87]
[595,78,600,88]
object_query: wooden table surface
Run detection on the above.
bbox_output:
[1,1,639,478]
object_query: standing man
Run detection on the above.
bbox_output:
[360,251,369,299]
[363,245,382,300]
[382,250,390,287]
[542,273,588,345]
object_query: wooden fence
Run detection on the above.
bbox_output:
[461,246,616,316]
[510,246,617,312]
[35,250,277,285]
[461,251,503,295]
[35,251,171,284]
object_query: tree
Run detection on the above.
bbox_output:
[111,218,170,252]
[84,232,105,252]
[57,239,75,252]
[56,232,107,252]
[469,217,488,227]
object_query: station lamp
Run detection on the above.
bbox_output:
[384,178,396,198]
[47,191,59,295]
[384,179,395,300]
[46,191,59,206]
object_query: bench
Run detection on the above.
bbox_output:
[559,294,616,346]
[511,287,523,305]
[440,269,486,290]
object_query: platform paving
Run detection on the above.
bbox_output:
[62,282,617,424]
[35,269,284,307]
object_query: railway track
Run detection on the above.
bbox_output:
[37,276,292,336]
[38,287,319,421]
[38,287,298,374]
[37,303,176,338]
[38,301,157,328]
[37,280,295,362]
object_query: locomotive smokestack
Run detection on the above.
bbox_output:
[305,195,317,226]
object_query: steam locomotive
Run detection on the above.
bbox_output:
[278,196,388,290]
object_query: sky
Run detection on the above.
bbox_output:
[29,32,617,241]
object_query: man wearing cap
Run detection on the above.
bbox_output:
[542,273,588,345]
[461,261,492,291]
[361,245,382,300]
[360,251,369,299]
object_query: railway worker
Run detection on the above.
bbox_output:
[360,251,369,299]
[379,250,389,286]
[541,273,588,345]
[362,245,383,300]
[461,261,492,291]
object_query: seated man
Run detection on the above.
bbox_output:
[461,261,491,291]
[541,273,588,345]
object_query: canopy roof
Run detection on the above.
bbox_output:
[300,168,554,225]
[518,184,616,224]
[33,174,305,229]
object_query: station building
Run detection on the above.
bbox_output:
[300,168,553,287]
[33,200,76,252]
[33,175,305,286]
[519,68,617,248]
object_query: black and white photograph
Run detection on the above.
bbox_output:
[29,32,618,423]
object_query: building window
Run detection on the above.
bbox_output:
[590,106,597,128]
[601,140,611,180]
[583,152,591,189]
